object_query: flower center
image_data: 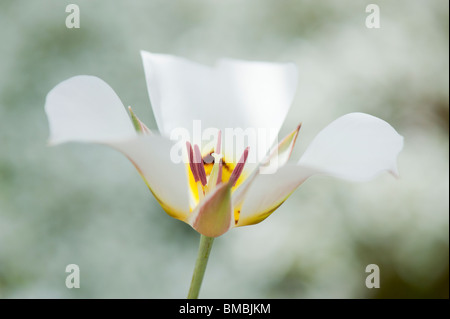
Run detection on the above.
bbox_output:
[186,131,249,210]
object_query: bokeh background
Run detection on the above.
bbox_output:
[0,0,448,298]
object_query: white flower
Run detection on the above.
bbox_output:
[45,51,404,237]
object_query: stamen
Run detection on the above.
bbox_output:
[194,144,207,187]
[216,130,222,154]
[207,153,223,189]
[186,141,199,182]
[229,147,249,187]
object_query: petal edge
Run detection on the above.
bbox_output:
[45,75,136,145]
[298,113,404,182]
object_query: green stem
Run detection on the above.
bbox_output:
[187,235,215,299]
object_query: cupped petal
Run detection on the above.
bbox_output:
[298,113,404,181]
[112,135,191,221]
[45,76,190,220]
[141,51,298,158]
[45,75,136,144]
[187,182,233,237]
[236,113,403,227]
[141,51,211,136]
[236,164,315,227]
[215,58,297,141]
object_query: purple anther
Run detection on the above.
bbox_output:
[194,144,207,186]
[186,141,199,182]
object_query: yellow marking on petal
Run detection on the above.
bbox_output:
[238,202,285,226]
[236,188,297,227]
[234,209,240,225]
[139,171,187,220]
[125,155,188,221]
[203,155,247,188]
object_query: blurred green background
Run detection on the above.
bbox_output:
[0,0,448,298]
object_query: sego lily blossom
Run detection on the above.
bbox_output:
[45,51,404,239]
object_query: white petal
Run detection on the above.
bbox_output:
[112,135,191,220]
[236,113,403,227]
[141,52,211,137]
[232,124,301,209]
[298,113,404,181]
[236,164,315,227]
[216,58,297,141]
[141,51,297,158]
[45,76,136,144]
[45,76,190,220]
[258,123,301,174]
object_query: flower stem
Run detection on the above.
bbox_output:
[187,235,215,299]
